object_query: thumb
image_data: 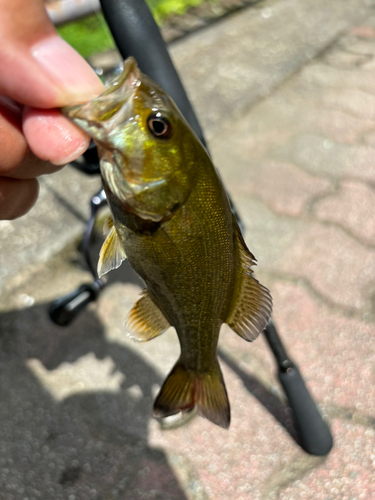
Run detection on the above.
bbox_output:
[0,0,104,108]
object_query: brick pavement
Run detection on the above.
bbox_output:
[1,2,375,500]
[207,19,375,499]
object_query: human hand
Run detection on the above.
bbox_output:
[0,0,105,220]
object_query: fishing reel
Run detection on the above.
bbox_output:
[49,144,108,326]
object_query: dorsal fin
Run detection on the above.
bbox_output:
[97,216,127,278]
[226,218,272,341]
[125,290,170,342]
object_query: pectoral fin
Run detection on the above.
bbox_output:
[125,290,170,342]
[226,219,272,341]
[97,216,127,278]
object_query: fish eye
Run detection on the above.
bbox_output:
[147,113,172,139]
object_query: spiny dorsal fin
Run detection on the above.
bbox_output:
[226,218,272,341]
[125,290,170,342]
[97,216,126,278]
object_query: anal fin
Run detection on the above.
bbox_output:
[125,290,170,342]
[226,218,272,341]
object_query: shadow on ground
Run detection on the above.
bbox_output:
[0,232,308,498]
[0,301,187,499]
[219,349,301,444]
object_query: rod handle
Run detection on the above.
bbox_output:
[278,365,333,456]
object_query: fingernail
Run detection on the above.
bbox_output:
[52,132,90,166]
[41,114,91,166]
[23,107,90,166]
[32,35,105,104]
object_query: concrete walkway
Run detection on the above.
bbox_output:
[1,0,375,498]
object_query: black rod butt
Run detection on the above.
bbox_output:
[279,366,333,456]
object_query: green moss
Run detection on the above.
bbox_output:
[57,13,115,59]
[149,0,207,23]
[57,0,210,59]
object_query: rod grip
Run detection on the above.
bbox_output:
[278,366,333,456]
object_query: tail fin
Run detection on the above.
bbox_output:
[153,359,230,429]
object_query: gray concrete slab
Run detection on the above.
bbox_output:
[0,167,101,294]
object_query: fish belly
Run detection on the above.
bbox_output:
[121,179,235,371]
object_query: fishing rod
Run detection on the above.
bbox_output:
[49,0,332,456]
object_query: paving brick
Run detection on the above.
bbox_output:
[322,48,374,69]
[313,180,375,245]
[338,35,375,57]
[145,281,375,499]
[362,128,375,146]
[273,133,375,183]
[210,64,375,196]
[0,166,100,294]
[351,25,375,38]
[277,422,375,500]
[319,87,375,122]
[256,64,375,179]
[295,60,375,100]
[268,282,375,415]
[222,158,332,217]
[231,196,375,312]
[293,106,375,144]
[321,34,375,70]
[2,259,375,499]
[231,160,332,217]
[148,366,301,500]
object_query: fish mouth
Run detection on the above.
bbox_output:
[63,57,172,223]
[62,57,141,138]
[102,57,141,96]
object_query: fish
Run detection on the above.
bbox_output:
[63,57,272,429]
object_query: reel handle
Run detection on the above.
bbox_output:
[49,280,104,326]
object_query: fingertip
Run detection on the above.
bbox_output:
[31,36,105,105]
[23,107,90,165]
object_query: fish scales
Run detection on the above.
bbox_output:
[63,57,272,429]
[115,165,233,372]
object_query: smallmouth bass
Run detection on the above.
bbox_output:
[63,57,272,428]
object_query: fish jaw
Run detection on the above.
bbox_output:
[62,57,141,130]
[100,151,170,223]
[62,59,170,221]
[62,58,141,149]
[63,57,199,223]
